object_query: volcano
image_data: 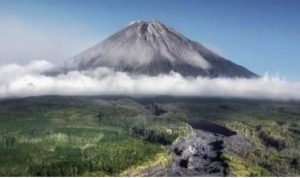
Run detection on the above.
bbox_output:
[65,20,258,78]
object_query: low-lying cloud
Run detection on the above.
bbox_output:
[0,60,300,100]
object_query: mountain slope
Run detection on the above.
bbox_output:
[65,20,258,78]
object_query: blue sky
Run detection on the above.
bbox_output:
[0,0,299,80]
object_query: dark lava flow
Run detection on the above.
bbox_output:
[168,120,237,176]
[189,120,237,136]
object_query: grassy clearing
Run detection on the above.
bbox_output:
[224,153,271,176]
[120,150,171,176]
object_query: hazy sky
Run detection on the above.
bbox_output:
[0,0,299,80]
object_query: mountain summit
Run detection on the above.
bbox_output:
[65,20,258,78]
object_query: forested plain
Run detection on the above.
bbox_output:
[0,96,299,176]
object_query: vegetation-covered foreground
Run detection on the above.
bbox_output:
[0,96,188,176]
[0,96,299,176]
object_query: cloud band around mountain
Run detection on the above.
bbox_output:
[0,60,299,100]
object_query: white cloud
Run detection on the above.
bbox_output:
[0,60,299,100]
[201,42,224,56]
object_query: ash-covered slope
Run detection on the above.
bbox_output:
[65,20,258,78]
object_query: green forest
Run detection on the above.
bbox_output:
[0,96,299,176]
